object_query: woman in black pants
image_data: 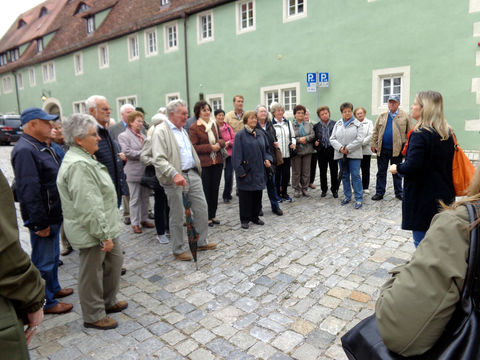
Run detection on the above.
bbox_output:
[232,111,272,229]
[271,102,296,202]
[189,100,225,226]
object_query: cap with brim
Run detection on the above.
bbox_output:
[21,107,59,125]
[387,95,400,102]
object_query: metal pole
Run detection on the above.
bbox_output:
[12,70,21,113]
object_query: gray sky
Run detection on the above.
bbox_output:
[0,0,45,39]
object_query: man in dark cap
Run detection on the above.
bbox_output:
[11,107,73,315]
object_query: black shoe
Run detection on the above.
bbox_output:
[282,194,293,203]
[252,219,265,225]
[321,191,327,198]
[123,217,131,225]
[395,194,403,200]
[259,210,264,216]
[332,191,338,198]
[59,260,64,266]
[208,221,214,227]
[121,268,126,276]
[372,194,383,201]
[148,212,155,220]
[241,222,249,229]
[211,218,220,224]
[223,198,231,203]
[272,207,283,216]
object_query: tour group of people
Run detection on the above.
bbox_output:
[4,89,461,358]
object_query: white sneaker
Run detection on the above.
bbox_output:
[363,189,370,194]
[156,235,169,244]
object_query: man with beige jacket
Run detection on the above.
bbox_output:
[224,94,245,133]
[151,99,216,261]
[370,95,412,201]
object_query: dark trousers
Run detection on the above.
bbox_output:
[375,148,403,196]
[310,152,318,184]
[201,163,223,219]
[275,157,291,197]
[238,189,262,223]
[154,186,170,235]
[29,223,62,309]
[317,146,338,192]
[222,156,233,200]
[361,155,371,190]
[266,170,281,210]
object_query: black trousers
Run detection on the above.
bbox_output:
[310,152,318,184]
[201,163,223,220]
[153,186,170,235]
[317,146,338,192]
[275,157,291,197]
[360,155,371,190]
[238,189,262,223]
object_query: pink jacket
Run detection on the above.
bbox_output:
[219,122,235,157]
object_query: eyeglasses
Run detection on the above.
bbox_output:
[99,107,111,112]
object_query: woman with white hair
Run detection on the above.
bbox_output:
[271,102,296,202]
[57,113,127,330]
[390,90,455,247]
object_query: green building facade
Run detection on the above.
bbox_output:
[0,0,479,149]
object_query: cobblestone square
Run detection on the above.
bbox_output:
[1,146,415,359]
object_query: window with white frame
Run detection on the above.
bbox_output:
[74,52,83,75]
[29,68,36,87]
[236,0,255,34]
[16,73,23,90]
[283,0,307,23]
[2,76,12,93]
[165,92,180,105]
[86,16,95,34]
[160,0,170,5]
[98,43,109,69]
[197,11,214,44]
[206,94,224,111]
[164,21,178,52]
[371,66,410,115]
[116,96,137,120]
[37,38,44,53]
[128,34,139,61]
[73,100,87,113]
[144,28,158,57]
[260,82,299,114]
[42,61,55,83]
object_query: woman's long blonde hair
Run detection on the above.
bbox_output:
[414,90,450,140]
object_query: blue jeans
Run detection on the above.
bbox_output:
[29,223,62,309]
[222,156,233,201]
[375,148,403,196]
[266,171,281,210]
[412,231,427,248]
[339,158,363,202]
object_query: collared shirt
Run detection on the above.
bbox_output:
[234,111,244,121]
[389,109,399,118]
[165,118,196,171]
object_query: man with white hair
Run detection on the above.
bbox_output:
[151,99,216,261]
[109,104,135,141]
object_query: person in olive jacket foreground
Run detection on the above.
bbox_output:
[0,169,45,360]
[57,114,127,330]
[375,167,480,357]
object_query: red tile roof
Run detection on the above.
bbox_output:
[0,0,232,74]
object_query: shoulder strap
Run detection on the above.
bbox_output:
[465,202,480,305]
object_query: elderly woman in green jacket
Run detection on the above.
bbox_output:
[57,114,127,330]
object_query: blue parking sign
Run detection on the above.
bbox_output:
[306,72,317,84]
[319,72,329,82]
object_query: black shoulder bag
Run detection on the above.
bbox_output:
[341,201,480,360]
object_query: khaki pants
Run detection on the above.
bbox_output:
[163,170,208,255]
[291,154,312,192]
[78,238,123,323]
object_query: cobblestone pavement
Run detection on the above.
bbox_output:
[1,145,415,360]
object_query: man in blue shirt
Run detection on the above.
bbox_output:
[370,95,412,200]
